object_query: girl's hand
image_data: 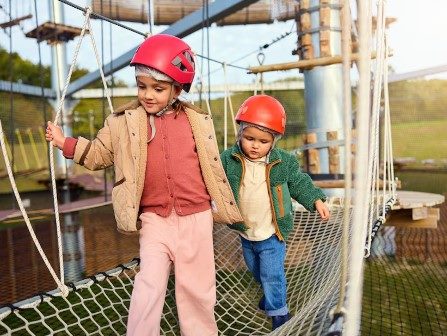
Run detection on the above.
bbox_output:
[315,199,330,220]
[45,121,66,150]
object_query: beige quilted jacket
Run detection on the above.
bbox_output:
[71,100,242,234]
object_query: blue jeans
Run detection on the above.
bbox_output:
[240,235,288,316]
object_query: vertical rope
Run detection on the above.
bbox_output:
[334,0,352,315]
[147,0,153,34]
[1,5,115,296]
[49,8,91,285]
[33,0,49,173]
[194,61,213,116]
[382,40,396,198]
[365,0,387,257]
[223,63,228,150]
[0,124,69,297]
[345,0,373,334]
[100,0,108,202]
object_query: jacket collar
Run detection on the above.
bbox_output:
[113,99,141,114]
[230,144,281,164]
[113,99,209,116]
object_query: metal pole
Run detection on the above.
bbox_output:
[295,0,345,197]
[302,0,344,181]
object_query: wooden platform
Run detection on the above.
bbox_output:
[91,0,296,25]
[314,179,401,189]
[393,190,445,210]
[0,14,32,29]
[386,191,445,229]
[25,21,86,44]
[0,196,112,222]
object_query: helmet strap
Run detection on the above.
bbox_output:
[156,98,177,116]
[156,85,177,117]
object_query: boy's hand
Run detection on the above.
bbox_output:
[315,199,330,220]
[45,121,66,150]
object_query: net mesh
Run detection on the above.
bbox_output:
[1,204,350,335]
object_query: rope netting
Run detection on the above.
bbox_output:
[1,203,356,335]
[362,202,447,335]
[0,260,137,335]
[1,0,446,335]
[2,197,446,335]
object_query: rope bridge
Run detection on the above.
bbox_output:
[0,0,403,335]
[1,205,354,335]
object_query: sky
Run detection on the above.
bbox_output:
[1,0,446,88]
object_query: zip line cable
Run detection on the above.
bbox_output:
[205,21,296,78]
[57,0,249,72]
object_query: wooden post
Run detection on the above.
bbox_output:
[305,133,320,174]
[319,0,331,57]
[298,0,313,60]
[248,52,381,73]
[327,131,340,174]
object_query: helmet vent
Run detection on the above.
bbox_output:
[171,52,195,72]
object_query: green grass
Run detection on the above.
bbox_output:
[391,119,447,161]
[0,276,132,335]
[362,259,447,335]
[397,171,447,195]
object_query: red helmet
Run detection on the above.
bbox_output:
[235,95,286,135]
[130,34,195,92]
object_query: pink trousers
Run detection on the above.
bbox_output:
[126,209,218,336]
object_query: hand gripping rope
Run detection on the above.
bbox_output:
[0,6,115,298]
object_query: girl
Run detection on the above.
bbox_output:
[46,34,242,336]
[220,94,330,331]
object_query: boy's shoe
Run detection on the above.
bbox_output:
[271,313,291,330]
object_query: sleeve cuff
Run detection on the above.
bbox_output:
[62,137,78,159]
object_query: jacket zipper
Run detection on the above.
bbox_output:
[265,160,283,241]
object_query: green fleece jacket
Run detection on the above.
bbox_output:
[220,144,327,240]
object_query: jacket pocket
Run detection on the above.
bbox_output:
[113,177,126,188]
[276,185,285,218]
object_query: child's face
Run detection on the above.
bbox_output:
[240,126,274,160]
[136,76,181,114]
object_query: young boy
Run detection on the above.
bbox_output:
[220,94,330,331]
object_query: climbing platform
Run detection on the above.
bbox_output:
[386,191,445,229]
[25,21,86,44]
[0,14,32,29]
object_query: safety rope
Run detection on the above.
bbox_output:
[222,62,238,150]
[0,122,69,296]
[364,0,397,258]
[344,0,373,334]
[0,5,116,298]
[364,0,386,257]
[257,50,265,94]
[331,0,353,322]
[50,4,114,280]
[192,61,213,116]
